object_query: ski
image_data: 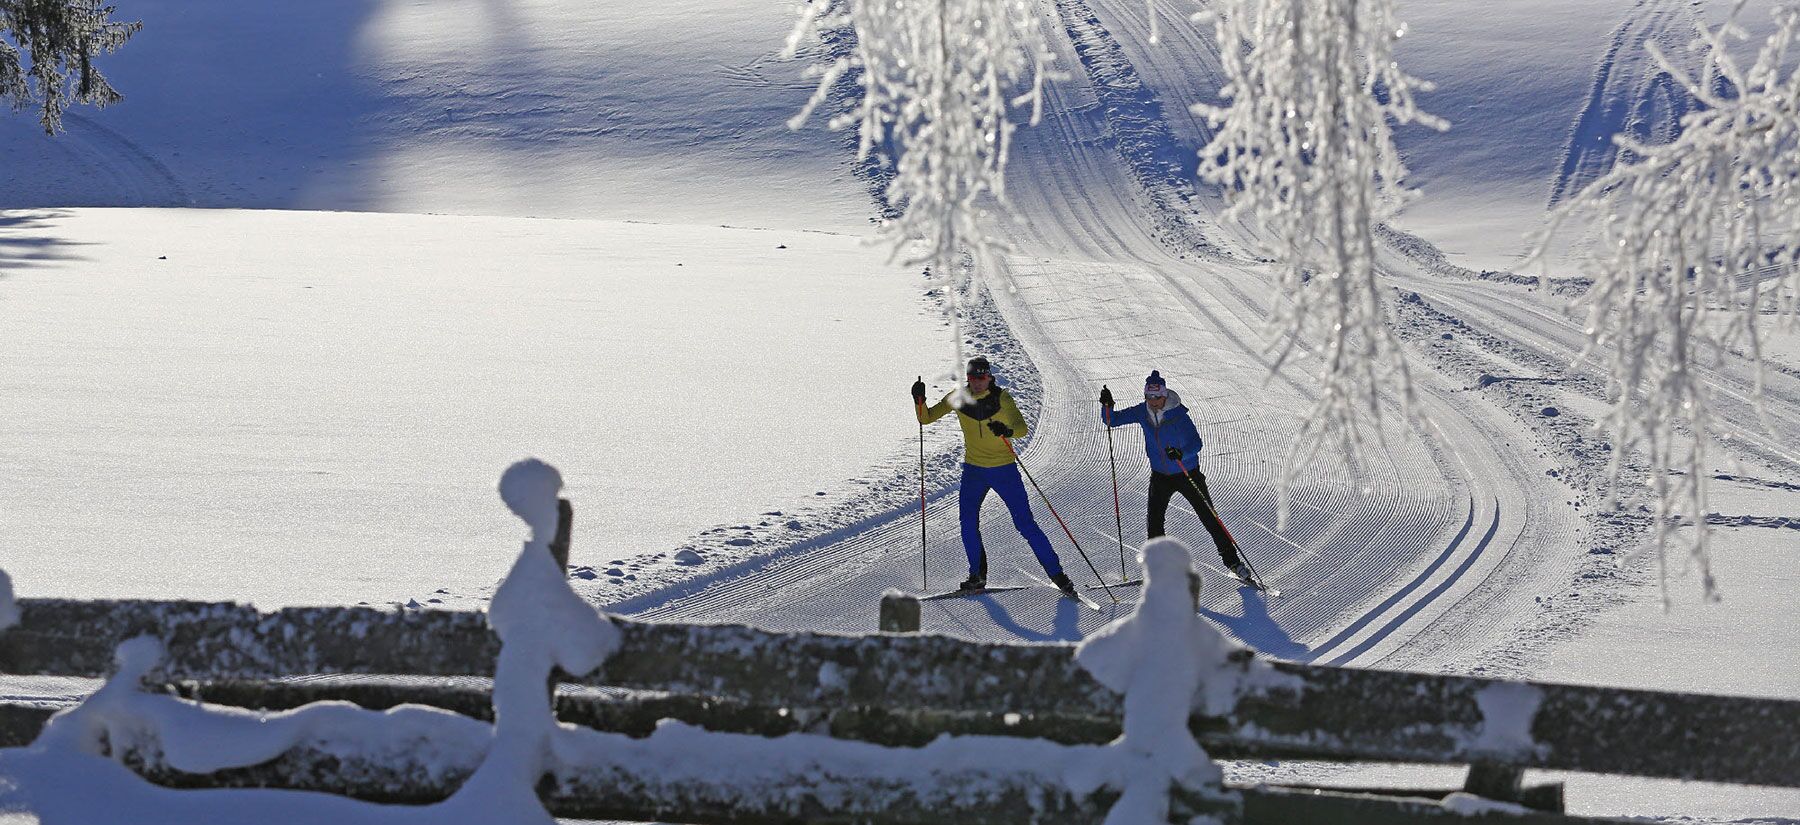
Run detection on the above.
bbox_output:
[1064,589,1105,611]
[1094,527,1279,597]
[1202,562,1279,597]
[919,585,1033,601]
[1230,574,1279,598]
[1017,570,1108,611]
[1090,579,1143,590]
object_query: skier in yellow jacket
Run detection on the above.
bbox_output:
[913,357,1073,596]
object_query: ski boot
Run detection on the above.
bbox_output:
[1049,572,1079,599]
[958,574,986,592]
[1228,561,1255,585]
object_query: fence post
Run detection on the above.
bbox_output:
[879,591,920,633]
[1464,763,1562,812]
[550,498,573,570]
[1465,764,1522,799]
[547,497,575,703]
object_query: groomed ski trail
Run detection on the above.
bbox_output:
[624,0,1575,672]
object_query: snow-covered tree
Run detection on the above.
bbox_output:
[1193,0,1446,525]
[784,0,1055,377]
[0,0,139,133]
[1542,6,1800,604]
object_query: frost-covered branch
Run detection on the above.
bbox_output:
[1541,5,1800,604]
[784,0,1056,376]
[0,0,140,133]
[1194,0,1445,524]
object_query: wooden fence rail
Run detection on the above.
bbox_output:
[4,596,1796,790]
[27,704,1598,825]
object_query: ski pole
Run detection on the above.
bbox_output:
[915,378,928,590]
[1169,452,1263,585]
[1103,395,1126,583]
[1151,424,1262,585]
[1001,436,1117,604]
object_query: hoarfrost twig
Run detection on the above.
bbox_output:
[1194,0,1447,526]
[1539,4,1800,605]
[785,0,1058,379]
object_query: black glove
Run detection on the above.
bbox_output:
[911,377,926,404]
[1099,385,1113,407]
[988,421,1014,438]
[1164,447,1182,461]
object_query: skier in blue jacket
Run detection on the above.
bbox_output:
[1101,370,1250,581]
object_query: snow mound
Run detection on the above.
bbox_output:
[33,636,167,757]
[498,458,563,546]
[1441,792,1533,816]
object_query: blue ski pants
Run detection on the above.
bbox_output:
[958,462,1064,578]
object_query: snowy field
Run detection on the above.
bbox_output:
[0,208,945,607]
[2,0,1798,822]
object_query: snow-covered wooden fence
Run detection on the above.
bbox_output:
[2,459,1795,823]
[3,592,1796,821]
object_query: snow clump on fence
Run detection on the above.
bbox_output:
[1077,537,1235,824]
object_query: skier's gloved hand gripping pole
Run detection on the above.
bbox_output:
[1101,385,1126,582]
[912,376,928,589]
[998,434,1118,604]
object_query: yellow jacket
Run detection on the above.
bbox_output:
[917,387,1029,467]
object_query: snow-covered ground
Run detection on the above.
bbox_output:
[2,0,1797,821]
[0,208,945,607]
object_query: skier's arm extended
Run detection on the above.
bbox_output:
[918,393,955,425]
[1105,402,1146,428]
[998,391,1029,439]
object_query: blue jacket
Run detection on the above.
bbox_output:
[1103,389,1203,475]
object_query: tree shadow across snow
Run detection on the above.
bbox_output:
[0,0,396,211]
[0,210,89,275]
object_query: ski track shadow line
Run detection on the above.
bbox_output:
[1316,497,1502,668]
[1302,497,1477,664]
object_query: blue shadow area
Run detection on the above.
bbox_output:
[920,590,1087,643]
[0,211,91,273]
[0,0,389,210]
[1200,586,1309,661]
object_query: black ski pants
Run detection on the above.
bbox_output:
[1146,469,1241,567]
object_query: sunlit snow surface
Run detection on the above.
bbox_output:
[1,0,1798,821]
[0,208,945,607]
